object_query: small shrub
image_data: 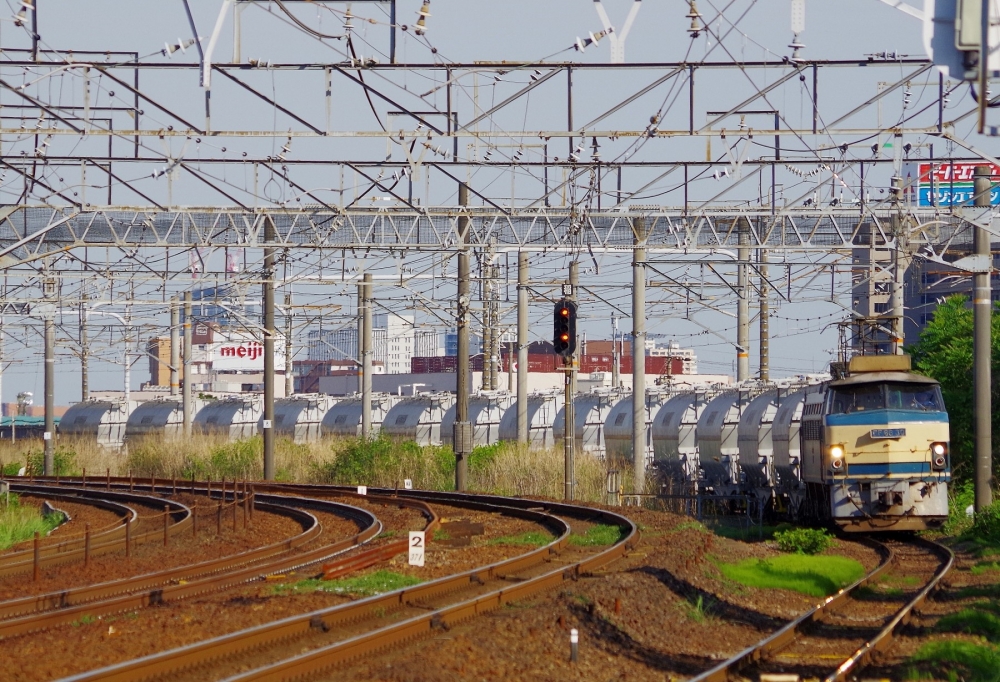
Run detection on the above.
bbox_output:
[973,502,1000,543]
[774,527,833,555]
[26,446,77,476]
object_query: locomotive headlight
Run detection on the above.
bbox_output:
[931,442,948,470]
[829,444,845,471]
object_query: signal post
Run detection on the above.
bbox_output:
[554,296,578,501]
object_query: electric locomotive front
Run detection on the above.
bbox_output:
[800,355,950,532]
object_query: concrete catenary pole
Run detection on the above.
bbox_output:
[284,292,294,397]
[889,172,909,355]
[263,218,277,480]
[43,273,55,476]
[564,260,579,500]
[516,251,529,443]
[737,218,750,381]
[612,315,621,388]
[632,217,647,494]
[974,165,993,511]
[454,183,472,491]
[759,249,770,382]
[169,297,180,397]
[361,273,373,438]
[80,300,89,402]
[357,279,364,394]
[183,292,193,438]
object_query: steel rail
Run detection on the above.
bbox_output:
[61,491,636,682]
[690,536,952,682]
[825,537,954,682]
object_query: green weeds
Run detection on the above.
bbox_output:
[568,524,624,547]
[487,531,554,547]
[0,495,63,550]
[271,571,422,598]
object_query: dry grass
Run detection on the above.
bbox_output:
[468,441,609,502]
[0,435,622,505]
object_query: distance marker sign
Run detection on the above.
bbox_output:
[408,531,425,567]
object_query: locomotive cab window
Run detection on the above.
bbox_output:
[829,383,944,414]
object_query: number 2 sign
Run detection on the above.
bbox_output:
[408,531,425,567]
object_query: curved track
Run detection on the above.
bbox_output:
[0,482,409,642]
[691,534,953,682]
[43,484,636,682]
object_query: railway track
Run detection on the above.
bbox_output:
[49,486,636,682]
[692,534,953,682]
[0,482,421,641]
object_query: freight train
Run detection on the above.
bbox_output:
[652,354,950,532]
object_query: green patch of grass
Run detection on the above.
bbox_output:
[973,561,1000,575]
[376,530,397,540]
[71,614,97,627]
[307,570,421,598]
[568,524,623,547]
[432,528,450,542]
[715,554,865,598]
[487,531,554,547]
[937,602,1000,642]
[0,496,63,550]
[907,640,1000,682]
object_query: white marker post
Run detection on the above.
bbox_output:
[570,628,579,662]
[357,485,367,496]
[408,530,425,567]
[404,478,413,490]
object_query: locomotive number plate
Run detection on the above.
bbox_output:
[871,428,906,439]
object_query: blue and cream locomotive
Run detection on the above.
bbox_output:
[795,354,949,531]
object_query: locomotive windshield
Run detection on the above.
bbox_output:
[829,382,944,414]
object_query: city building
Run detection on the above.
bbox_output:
[307,313,415,374]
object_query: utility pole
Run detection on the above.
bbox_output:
[517,252,529,442]
[454,183,472,491]
[361,273,373,438]
[889,174,908,355]
[612,315,621,388]
[284,292,293,397]
[632,217,647,494]
[43,271,55,476]
[170,297,180,397]
[974,165,993,511]
[80,300,89,401]
[759,249,770,382]
[182,292,192,438]
[737,218,750,381]
[357,279,364,394]
[263,218,277,480]
[564,260,579,501]
[489,252,500,391]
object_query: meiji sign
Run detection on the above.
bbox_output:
[219,343,265,361]
[904,162,1000,207]
[211,340,284,371]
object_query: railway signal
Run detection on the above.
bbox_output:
[553,299,577,357]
